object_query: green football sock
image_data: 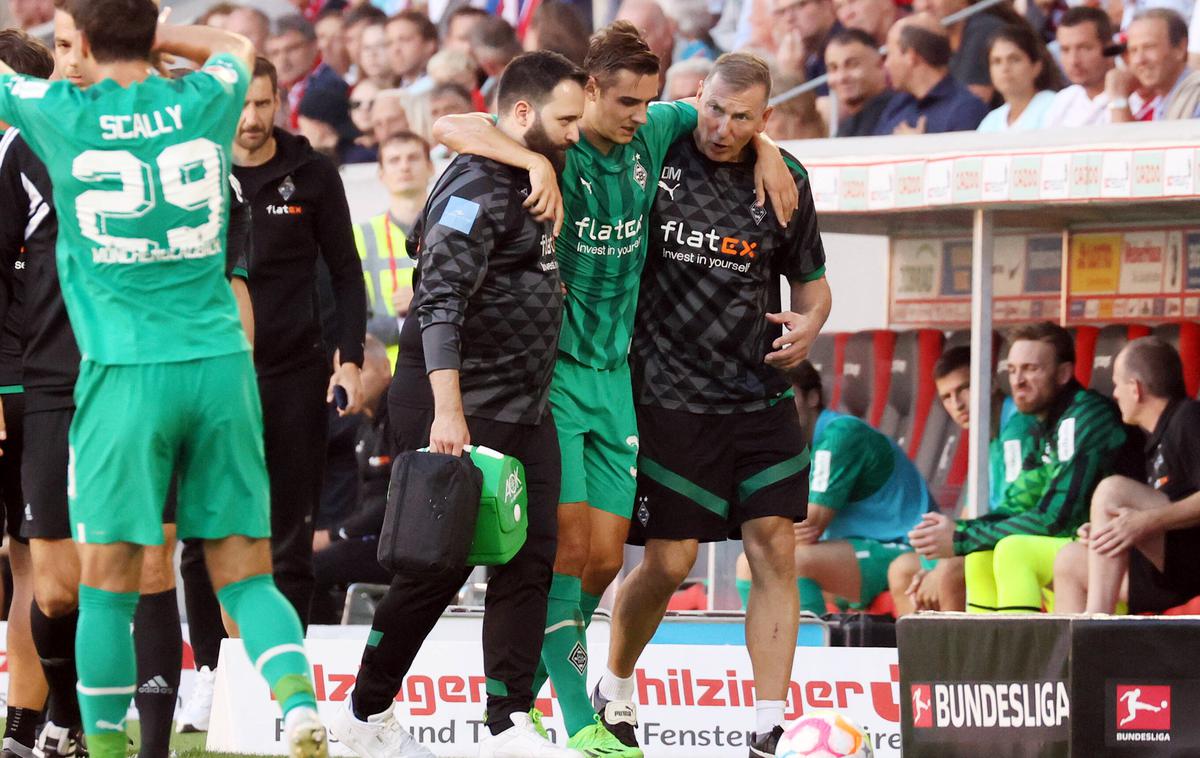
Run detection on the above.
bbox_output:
[797,578,826,616]
[580,590,602,627]
[217,574,316,716]
[539,573,594,736]
[76,585,139,758]
[736,578,752,609]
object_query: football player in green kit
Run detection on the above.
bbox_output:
[0,2,326,756]
[435,21,799,757]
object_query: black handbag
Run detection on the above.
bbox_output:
[377,450,483,576]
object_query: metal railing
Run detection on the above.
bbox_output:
[768,0,1010,109]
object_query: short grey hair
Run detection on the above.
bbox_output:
[1134,7,1189,47]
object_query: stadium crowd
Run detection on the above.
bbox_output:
[1,0,1200,756]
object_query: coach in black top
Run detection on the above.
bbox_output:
[329,52,585,758]
[1054,336,1200,615]
[599,53,832,758]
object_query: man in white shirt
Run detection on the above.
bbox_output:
[1044,7,1116,127]
[1108,8,1200,121]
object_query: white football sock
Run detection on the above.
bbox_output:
[755,700,786,738]
[598,668,635,702]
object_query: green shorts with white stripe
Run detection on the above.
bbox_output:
[627,400,809,545]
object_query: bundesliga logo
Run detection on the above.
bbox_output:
[1115,685,1171,743]
[909,681,1069,729]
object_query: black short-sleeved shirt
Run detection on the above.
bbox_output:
[394,154,562,425]
[632,138,826,414]
[1144,399,1200,501]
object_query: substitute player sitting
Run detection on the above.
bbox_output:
[767,362,935,620]
[598,53,831,758]
[0,3,325,756]
[1054,337,1200,614]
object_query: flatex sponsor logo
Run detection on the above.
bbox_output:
[909,681,1069,732]
[1115,685,1171,744]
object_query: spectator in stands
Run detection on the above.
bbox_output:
[836,0,905,45]
[348,79,380,155]
[471,15,523,103]
[353,132,432,361]
[386,10,438,91]
[618,0,676,67]
[430,81,476,120]
[825,28,896,136]
[977,24,1061,131]
[316,7,352,80]
[269,15,344,128]
[197,2,238,28]
[767,72,830,137]
[664,57,713,100]
[11,0,54,30]
[876,14,991,133]
[299,81,374,164]
[1043,7,1118,127]
[442,5,489,56]
[743,362,934,616]
[524,1,592,65]
[1108,8,1200,120]
[357,17,395,89]
[343,4,387,83]
[309,338,395,626]
[909,323,1131,614]
[1054,338,1200,615]
[929,0,1012,103]
[771,0,841,94]
[370,88,409,143]
[227,6,272,54]
[427,48,483,102]
[888,345,1035,615]
[663,0,721,61]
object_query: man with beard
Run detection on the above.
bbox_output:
[908,322,1131,613]
[329,51,587,758]
[176,55,366,733]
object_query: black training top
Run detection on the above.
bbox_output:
[1145,398,1200,502]
[394,154,562,426]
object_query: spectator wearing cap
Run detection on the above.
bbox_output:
[876,14,991,133]
[771,0,842,95]
[928,0,1013,103]
[977,24,1061,131]
[1044,7,1118,127]
[316,7,352,80]
[664,57,714,100]
[1108,8,1200,120]
[835,0,905,45]
[357,17,395,89]
[269,14,345,128]
[227,6,271,54]
[386,10,438,91]
[300,78,373,164]
[825,28,896,135]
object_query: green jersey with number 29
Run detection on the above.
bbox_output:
[0,54,250,365]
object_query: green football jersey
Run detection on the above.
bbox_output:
[556,100,696,370]
[0,54,250,365]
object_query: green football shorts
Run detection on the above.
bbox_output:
[550,355,639,518]
[69,352,271,545]
[836,538,913,610]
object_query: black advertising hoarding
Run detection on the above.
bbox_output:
[1071,617,1200,756]
[898,615,1072,758]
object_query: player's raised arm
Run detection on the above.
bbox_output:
[433,113,563,235]
[154,23,255,73]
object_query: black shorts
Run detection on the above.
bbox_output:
[1,392,26,542]
[21,405,72,540]
[21,405,177,542]
[1128,525,1200,614]
[627,400,809,545]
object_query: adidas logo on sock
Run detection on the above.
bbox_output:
[138,676,174,694]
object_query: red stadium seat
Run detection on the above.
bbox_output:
[829,333,850,409]
[1152,322,1200,398]
[837,330,896,427]
[878,330,945,456]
